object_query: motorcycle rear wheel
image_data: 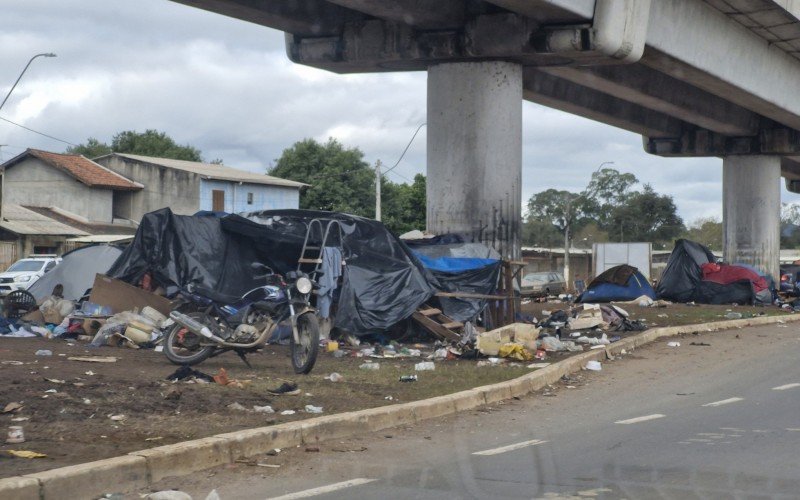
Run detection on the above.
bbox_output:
[291,312,320,374]
[163,312,216,366]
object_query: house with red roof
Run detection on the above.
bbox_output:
[0,149,141,260]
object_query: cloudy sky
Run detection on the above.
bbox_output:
[2,0,798,225]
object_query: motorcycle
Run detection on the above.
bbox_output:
[162,262,320,374]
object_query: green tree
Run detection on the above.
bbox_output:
[607,184,684,244]
[683,217,723,251]
[582,168,639,229]
[381,173,426,234]
[269,138,376,216]
[66,137,112,158]
[67,129,204,161]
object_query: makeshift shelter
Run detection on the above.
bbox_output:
[656,239,716,302]
[656,239,771,304]
[405,237,502,322]
[28,244,124,302]
[577,264,655,303]
[107,208,435,336]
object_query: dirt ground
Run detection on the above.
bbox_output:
[0,301,792,478]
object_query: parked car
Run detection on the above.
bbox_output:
[0,255,61,295]
[520,271,566,297]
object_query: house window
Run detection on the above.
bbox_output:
[247,192,254,205]
[212,190,225,212]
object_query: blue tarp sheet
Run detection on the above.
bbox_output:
[413,253,498,273]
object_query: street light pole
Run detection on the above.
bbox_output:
[0,53,56,113]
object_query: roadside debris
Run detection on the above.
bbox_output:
[4,449,46,459]
[585,360,602,371]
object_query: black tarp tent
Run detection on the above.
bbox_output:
[107,208,435,335]
[656,239,716,302]
[656,239,759,304]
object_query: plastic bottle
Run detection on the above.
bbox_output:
[399,375,418,382]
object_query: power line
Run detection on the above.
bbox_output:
[384,122,425,176]
[0,115,77,146]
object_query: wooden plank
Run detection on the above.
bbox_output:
[440,321,463,330]
[435,292,508,300]
[298,258,322,264]
[411,312,462,342]
[418,308,441,316]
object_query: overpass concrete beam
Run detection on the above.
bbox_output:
[542,65,758,137]
[644,0,800,130]
[427,61,522,259]
[326,0,466,29]
[523,69,684,138]
[170,0,364,37]
[723,155,781,282]
[644,128,800,157]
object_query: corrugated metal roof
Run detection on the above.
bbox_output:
[105,153,308,189]
[0,204,88,236]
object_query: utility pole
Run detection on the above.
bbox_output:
[375,160,382,222]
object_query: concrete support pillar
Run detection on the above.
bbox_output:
[427,61,522,259]
[722,155,781,282]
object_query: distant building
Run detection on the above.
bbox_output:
[3,149,143,224]
[94,153,306,222]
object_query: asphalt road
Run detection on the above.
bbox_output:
[152,322,800,499]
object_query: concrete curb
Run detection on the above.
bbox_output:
[5,313,798,499]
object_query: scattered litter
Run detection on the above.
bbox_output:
[268,382,300,395]
[44,378,66,384]
[280,410,296,416]
[359,362,380,371]
[166,366,214,383]
[257,463,280,468]
[667,341,681,347]
[527,362,551,369]
[67,356,117,363]
[145,491,193,500]
[35,349,53,356]
[724,312,743,319]
[399,375,418,382]
[109,414,126,421]
[5,449,46,459]
[2,402,23,414]
[325,373,343,382]
[304,405,324,414]
[414,361,435,371]
[384,395,393,401]
[1,361,24,366]
[585,360,602,371]
[10,417,29,422]
[690,342,711,346]
[226,403,247,411]
[44,389,58,393]
[6,425,25,444]
[85,371,95,376]
[253,405,275,414]
[145,436,164,442]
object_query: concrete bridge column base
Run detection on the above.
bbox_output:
[426,61,522,259]
[722,155,781,283]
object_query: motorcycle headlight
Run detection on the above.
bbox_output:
[15,275,31,282]
[295,277,312,294]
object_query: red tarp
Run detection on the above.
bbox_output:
[701,263,768,292]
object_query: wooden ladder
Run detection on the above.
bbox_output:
[411,306,463,342]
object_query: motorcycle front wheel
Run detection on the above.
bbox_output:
[291,312,320,374]
[163,312,216,366]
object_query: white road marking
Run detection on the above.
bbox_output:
[472,439,547,456]
[266,478,377,500]
[773,383,800,391]
[786,428,800,432]
[702,397,744,407]
[614,414,665,425]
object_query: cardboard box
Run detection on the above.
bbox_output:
[88,274,174,316]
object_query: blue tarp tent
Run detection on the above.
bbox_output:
[578,264,655,303]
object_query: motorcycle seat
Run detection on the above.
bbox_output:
[193,286,241,305]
